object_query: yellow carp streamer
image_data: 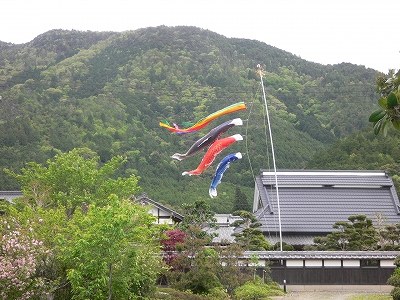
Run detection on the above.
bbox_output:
[159,102,246,134]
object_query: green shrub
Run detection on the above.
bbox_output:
[153,287,207,300]
[206,287,230,300]
[176,269,222,295]
[388,267,400,299]
[392,287,400,300]
[233,280,284,300]
[389,269,400,287]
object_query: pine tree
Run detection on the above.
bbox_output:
[233,187,251,212]
[232,210,271,251]
[310,215,378,250]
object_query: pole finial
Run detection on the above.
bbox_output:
[257,64,265,77]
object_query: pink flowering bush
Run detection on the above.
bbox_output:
[0,218,52,300]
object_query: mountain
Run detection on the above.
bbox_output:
[0,26,383,212]
[307,127,400,194]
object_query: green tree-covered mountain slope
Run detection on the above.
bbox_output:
[0,26,383,211]
[307,128,400,193]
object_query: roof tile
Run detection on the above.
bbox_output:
[255,170,400,234]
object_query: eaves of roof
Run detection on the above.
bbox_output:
[133,194,184,220]
[242,250,399,260]
[0,191,23,202]
[266,234,317,245]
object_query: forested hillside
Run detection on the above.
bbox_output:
[0,26,386,212]
[307,128,400,190]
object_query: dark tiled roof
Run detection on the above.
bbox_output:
[255,170,400,234]
[206,214,243,243]
[207,226,236,243]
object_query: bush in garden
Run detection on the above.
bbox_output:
[392,287,400,300]
[0,219,53,300]
[388,257,400,300]
[153,287,208,299]
[233,279,284,300]
[205,287,230,300]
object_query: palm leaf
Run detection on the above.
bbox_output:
[392,119,400,130]
[387,92,399,108]
[373,119,383,135]
[378,97,388,109]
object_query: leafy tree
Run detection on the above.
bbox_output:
[5,147,140,217]
[369,70,400,300]
[176,199,217,259]
[2,149,161,299]
[166,200,223,295]
[176,248,222,295]
[58,195,161,300]
[178,200,216,231]
[166,225,221,295]
[215,243,251,295]
[249,254,260,281]
[378,223,400,250]
[232,187,251,212]
[369,69,400,135]
[232,210,271,250]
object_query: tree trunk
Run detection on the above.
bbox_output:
[108,263,112,300]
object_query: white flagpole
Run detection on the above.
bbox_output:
[257,64,283,251]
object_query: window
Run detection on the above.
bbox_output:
[268,259,285,267]
[360,259,379,268]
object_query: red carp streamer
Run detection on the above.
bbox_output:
[182,134,243,176]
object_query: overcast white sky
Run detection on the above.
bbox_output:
[2,0,399,73]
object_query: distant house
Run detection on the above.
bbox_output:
[253,170,400,248]
[0,191,23,215]
[0,191,23,203]
[206,213,242,244]
[133,194,184,225]
[132,195,244,243]
[133,196,244,243]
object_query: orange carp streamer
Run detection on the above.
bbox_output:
[159,102,246,134]
[182,134,243,176]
